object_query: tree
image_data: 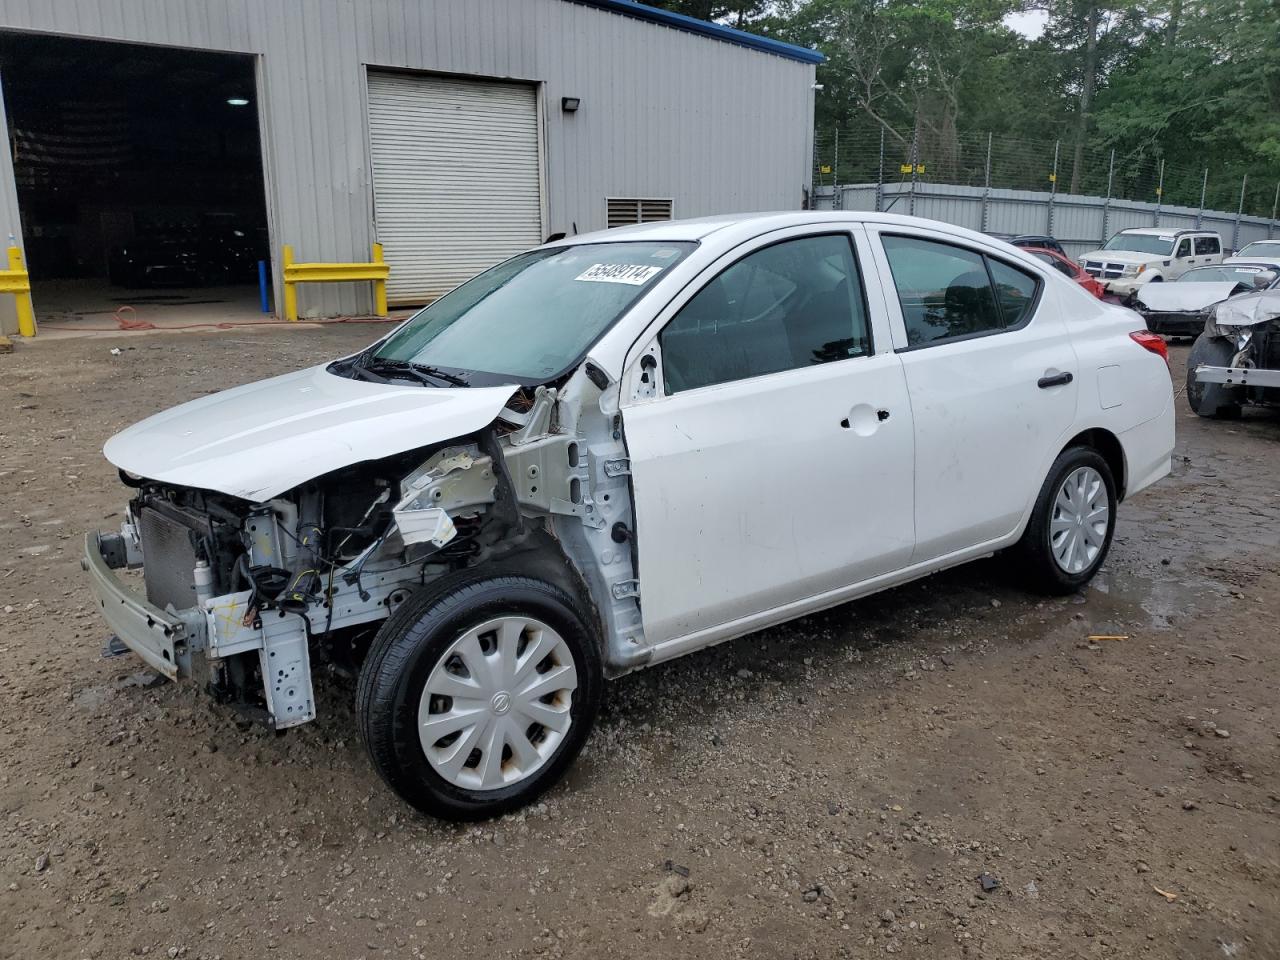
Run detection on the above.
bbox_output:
[1092,0,1280,210]
[1030,0,1146,193]
[642,0,770,27]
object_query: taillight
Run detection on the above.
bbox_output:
[1130,329,1169,364]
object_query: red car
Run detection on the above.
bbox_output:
[1024,247,1107,299]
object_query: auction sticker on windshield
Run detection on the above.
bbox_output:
[576,263,664,285]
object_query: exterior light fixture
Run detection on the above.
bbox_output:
[561,96,581,113]
[226,97,250,106]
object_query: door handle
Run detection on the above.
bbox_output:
[840,406,890,431]
[1037,371,1074,389]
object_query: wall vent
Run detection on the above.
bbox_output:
[606,197,674,229]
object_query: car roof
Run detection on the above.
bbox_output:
[1117,227,1215,236]
[550,211,1039,252]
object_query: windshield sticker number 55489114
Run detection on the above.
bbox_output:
[575,263,663,285]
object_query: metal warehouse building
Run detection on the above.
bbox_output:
[0,0,820,333]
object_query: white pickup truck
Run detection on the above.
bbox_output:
[1080,228,1224,298]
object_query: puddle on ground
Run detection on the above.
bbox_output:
[1088,563,1225,632]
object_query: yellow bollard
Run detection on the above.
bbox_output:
[2,247,36,337]
[280,243,390,322]
[372,243,388,317]
[281,244,299,322]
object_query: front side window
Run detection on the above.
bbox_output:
[1194,236,1221,255]
[368,241,695,384]
[659,234,870,394]
[1176,238,1193,258]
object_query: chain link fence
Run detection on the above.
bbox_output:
[814,127,1280,221]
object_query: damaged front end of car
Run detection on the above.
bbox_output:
[83,364,646,731]
[1195,289,1280,399]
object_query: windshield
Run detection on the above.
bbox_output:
[1103,233,1175,256]
[369,240,696,384]
[1178,265,1278,286]
[1238,241,1280,259]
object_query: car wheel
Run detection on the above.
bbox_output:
[357,573,603,820]
[1013,447,1117,595]
[1186,333,1242,418]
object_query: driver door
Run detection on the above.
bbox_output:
[1170,236,1194,277]
[620,227,915,647]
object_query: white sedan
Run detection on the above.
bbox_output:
[87,212,1175,819]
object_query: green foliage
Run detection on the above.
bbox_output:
[706,0,1280,212]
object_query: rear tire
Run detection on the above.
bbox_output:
[1186,333,1242,418]
[1013,446,1117,595]
[357,573,603,821]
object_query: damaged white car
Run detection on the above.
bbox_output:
[1187,286,1280,418]
[85,212,1175,819]
[1133,262,1279,339]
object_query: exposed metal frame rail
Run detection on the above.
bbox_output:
[1195,364,1280,389]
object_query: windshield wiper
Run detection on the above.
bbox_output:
[352,356,470,388]
[411,364,471,387]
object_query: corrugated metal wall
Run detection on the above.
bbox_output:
[0,0,815,325]
[835,182,1279,259]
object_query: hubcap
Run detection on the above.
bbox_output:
[1049,466,1110,575]
[418,616,577,791]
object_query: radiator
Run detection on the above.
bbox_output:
[138,507,201,611]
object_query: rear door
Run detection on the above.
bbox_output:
[1195,235,1223,266]
[866,227,1079,562]
[621,227,915,645]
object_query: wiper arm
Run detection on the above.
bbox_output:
[357,356,470,388]
[349,358,391,384]
[411,364,470,387]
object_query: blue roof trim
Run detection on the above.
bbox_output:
[571,0,825,64]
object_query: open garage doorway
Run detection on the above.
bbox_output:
[0,33,270,333]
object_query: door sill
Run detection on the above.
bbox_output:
[642,537,1015,668]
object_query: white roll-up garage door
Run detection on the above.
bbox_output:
[367,71,543,305]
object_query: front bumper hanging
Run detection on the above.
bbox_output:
[82,531,317,728]
[1195,364,1280,389]
[82,531,198,680]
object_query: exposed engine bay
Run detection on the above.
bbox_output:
[89,364,646,730]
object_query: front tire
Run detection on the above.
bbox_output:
[357,573,603,820]
[1186,333,1242,418]
[1013,447,1117,595]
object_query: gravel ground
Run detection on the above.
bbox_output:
[1,327,1277,960]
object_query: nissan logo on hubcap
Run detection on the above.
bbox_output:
[491,691,512,715]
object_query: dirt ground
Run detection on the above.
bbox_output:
[1,328,1277,960]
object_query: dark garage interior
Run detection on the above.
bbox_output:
[0,33,270,326]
